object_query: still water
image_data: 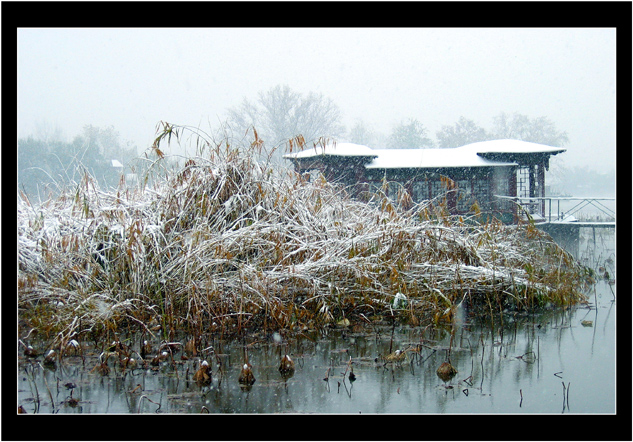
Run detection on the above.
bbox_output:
[17,228,615,414]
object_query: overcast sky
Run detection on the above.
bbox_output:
[17,27,616,172]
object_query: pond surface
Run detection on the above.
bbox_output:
[17,228,616,415]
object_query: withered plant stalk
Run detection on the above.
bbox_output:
[18,123,592,343]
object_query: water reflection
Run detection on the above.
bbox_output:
[17,229,615,414]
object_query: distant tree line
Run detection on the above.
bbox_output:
[18,125,138,201]
[549,166,615,198]
[224,84,569,152]
[348,113,569,149]
[17,84,575,200]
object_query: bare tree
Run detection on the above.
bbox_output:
[388,118,434,149]
[347,120,376,146]
[225,85,345,159]
[491,112,569,147]
[436,116,488,148]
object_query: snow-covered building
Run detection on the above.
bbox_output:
[284,139,565,223]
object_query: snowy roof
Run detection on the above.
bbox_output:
[366,148,514,169]
[111,159,124,168]
[285,139,565,170]
[458,139,566,155]
[284,142,377,159]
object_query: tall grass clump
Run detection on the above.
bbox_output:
[17,123,593,344]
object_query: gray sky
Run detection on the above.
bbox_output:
[17,27,616,171]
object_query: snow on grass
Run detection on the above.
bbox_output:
[17,125,592,344]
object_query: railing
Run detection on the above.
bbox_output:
[495,196,615,222]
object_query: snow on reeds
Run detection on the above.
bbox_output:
[17,124,592,343]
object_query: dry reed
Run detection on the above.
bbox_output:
[17,123,592,345]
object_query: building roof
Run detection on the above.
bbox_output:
[286,142,377,159]
[365,147,514,169]
[459,139,566,155]
[284,139,565,170]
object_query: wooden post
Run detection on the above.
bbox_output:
[509,167,518,223]
[489,170,497,213]
[537,163,546,217]
[529,165,536,198]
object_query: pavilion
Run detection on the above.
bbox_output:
[284,139,566,223]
